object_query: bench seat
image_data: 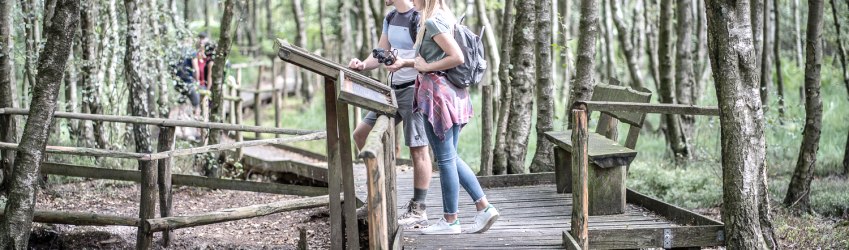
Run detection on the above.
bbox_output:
[544,131,637,169]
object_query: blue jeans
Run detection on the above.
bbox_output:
[423,118,486,215]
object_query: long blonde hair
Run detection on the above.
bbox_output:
[414,0,456,48]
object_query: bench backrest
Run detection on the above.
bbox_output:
[590,84,652,127]
[590,84,652,149]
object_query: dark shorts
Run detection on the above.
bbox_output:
[362,85,428,147]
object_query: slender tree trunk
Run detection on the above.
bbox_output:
[705,1,775,248]
[493,0,516,175]
[751,0,764,61]
[784,0,824,214]
[266,0,272,38]
[318,0,328,55]
[475,0,501,94]
[531,0,554,173]
[0,0,18,190]
[675,0,695,138]
[20,0,40,110]
[63,48,78,140]
[248,0,257,55]
[568,0,600,109]
[694,0,708,101]
[775,0,786,122]
[610,0,645,89]
[183,0,189,25]
[0,1,79,248]
[207,0,240,178]
[828,0,849,176]
[760,0,774,107]
[559,0,574,131]
[292,0,311,103]
[340,0,353,63]
[505,0,537,174]
[81,0,103,148]
[659,0,689,159]
[602,0,615,82]
[793,0,803,67]
[644,0,660,91]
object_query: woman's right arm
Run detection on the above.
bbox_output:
[192,58,200,81]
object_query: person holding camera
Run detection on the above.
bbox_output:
[347,0,433,229]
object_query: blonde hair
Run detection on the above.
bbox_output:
[414,0,456,47]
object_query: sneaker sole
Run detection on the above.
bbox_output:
[400,220,429,229]
[421,229,461,235]
[471,213,499,234]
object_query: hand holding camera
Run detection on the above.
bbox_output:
[372,48,397,66]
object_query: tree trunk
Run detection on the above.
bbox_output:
[760,0,774,107]
[705,1,775,248]
[828,0,849,176]
[792,0,803,67]
[340,0,353,63]
[775,0,786,122]
[0,1,79,248]
[292,0,311,103]
[318,0,328,55]
[751,0,764,61]
[610,0,645,89]
[149,0,170,119]
[0,0,18,191]
[658,0,689,159]
[183,0,189,25]
[20,0,40,110]
[475,0,501,96]
[248,0,257,55]
[602,0,615,82]
[694,0,709,101]
[81,0,105,148]
[785,0,825,212]
[505,0,537,174]
[265,0,272,38]
[568,0,600,109]
[63,48,78,140]
[530,0,554,173]
[558,0,573,108]
[493,0,516,175]
[675,0,695,138]
[207,0,240,178]
[644,0,660,91]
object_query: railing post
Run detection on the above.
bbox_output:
[254,66,265,139]
[156,126,176,246]
[323,76,345,249]
[272,61,281,138]
[137,160,157,249]
[235,70,244,160]
[365,125,388,249]
[570,103,589,249]
[480,84,493,176]
[383,117,398,244]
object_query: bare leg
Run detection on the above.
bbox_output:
[352,122,374,150]
[410,146,432,190]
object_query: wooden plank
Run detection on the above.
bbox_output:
[242,157,329,183]
[476,172,556,188]
[0,108,319,135]
[144,132,327,161]
[276,39,389,94]
[480,84,494,176]
[586,101,719,116]
[554,147,572,193]
[588,85,653,127]
[563,231,583,250]
[40,162,328,196]
[272,61,281,139]
[0,141,149,159]
[588,163,626,215]
[234,85,245,160]
[543,131,637,168]
[0,209,139,227]
[146,195,330,232]
[156,126,176,246]
[626,189,723,226]
[230,61,272,69]
[587,226,725,249]
[337,75,398,116]
[323,77,345,249]
[570,106,589,249]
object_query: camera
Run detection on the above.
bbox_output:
[372,48,397,66]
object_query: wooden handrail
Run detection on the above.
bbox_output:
[0,108,318,135]
[585,101,719,116]
[357,116,391,249]
[230,61,272,69]
[0,132,326,160]
[358,116,390,159]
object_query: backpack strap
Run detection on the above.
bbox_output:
[409,11,420,42]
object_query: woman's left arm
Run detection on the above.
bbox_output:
[207,61,214,88]
[415,32,464,72]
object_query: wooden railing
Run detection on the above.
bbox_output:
[357,116,399,250]
[0,108,327,249]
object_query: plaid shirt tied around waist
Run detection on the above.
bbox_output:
[414,73,474,141]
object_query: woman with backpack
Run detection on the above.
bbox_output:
[412,0,498,235]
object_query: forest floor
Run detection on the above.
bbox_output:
[28,180,332,249]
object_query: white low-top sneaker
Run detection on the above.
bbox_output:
[421,218,461,235]
[468,205,499,233]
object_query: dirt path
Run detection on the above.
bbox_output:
[31,180,331,249]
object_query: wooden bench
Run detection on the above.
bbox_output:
[545,84,651,216]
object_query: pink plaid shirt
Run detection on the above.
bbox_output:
[414,73,474,141]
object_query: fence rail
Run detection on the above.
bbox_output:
[357,115,399,250]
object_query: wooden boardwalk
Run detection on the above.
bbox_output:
[353,166,677,249]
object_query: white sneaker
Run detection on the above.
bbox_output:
[468,205,499,233]
[421,218,461,235]
[398,200,428,228]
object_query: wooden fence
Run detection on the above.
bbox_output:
[357,116,400,250]
[0,107,327,249]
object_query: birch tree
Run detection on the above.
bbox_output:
[505,0,538,174]
[0,0,79,247]
[207,0,240,178]
[658,0,689,159]
[0,0,18,190]
[829,0,849,176]
[493,0,516,175]
[530,0,555,172]
[568,0,600,107]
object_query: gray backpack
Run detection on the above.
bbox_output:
[445,17,487,89]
